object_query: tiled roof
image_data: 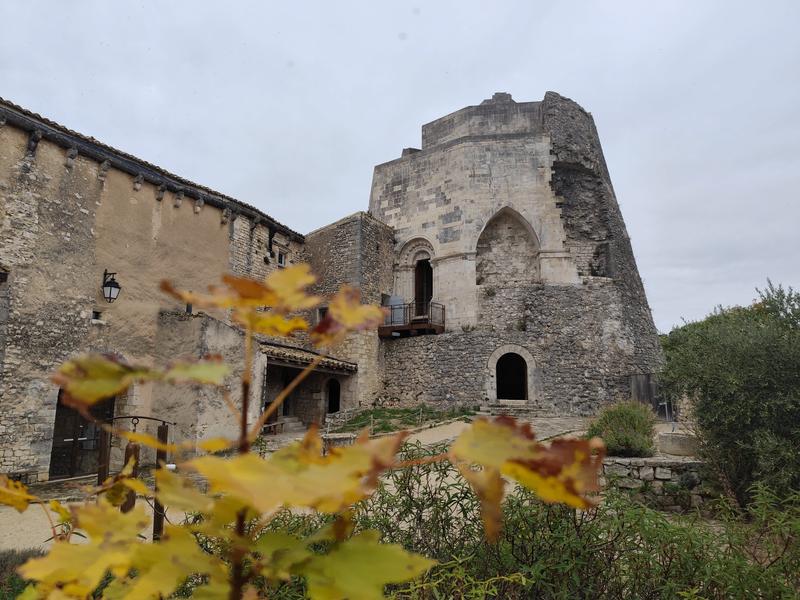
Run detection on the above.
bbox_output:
[0,96,303,240]
[260,342,357,373]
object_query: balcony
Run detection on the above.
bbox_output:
[378,301,445,338]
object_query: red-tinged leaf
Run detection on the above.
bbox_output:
[311,286,386,347]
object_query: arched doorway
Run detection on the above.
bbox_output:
[327,379,341,413]
[496,353,527,400]
[414,258,433,316]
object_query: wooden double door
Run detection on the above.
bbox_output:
[49,392,114,479]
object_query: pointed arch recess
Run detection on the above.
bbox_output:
[476,207,540,286]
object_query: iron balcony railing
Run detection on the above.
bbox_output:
[383,301,445,328]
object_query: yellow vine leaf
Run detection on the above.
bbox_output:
[449,417,605,539]
[0,475,37,513]
[311,286,386,347]
[163,356,230,385]
[160,264,320,313]
[189,427,407,515]
[233,309,308,337]
[118,430,177,453]
[254,531,313,580]
[48,500,72,525]
[121,525,228,599]
[18,500,148,596]
[262,264,321,312]
[301,530,435,600]
[197,437,233,453]
[456,465,505,541]
[52,354,228,407]
[52,354,158,405]
[153,469,214,513]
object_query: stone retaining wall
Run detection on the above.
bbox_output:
[602,456,714,512]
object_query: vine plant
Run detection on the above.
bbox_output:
[0,264,605,599]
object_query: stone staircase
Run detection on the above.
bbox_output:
[278,416,306,433]
[477,401,557,420]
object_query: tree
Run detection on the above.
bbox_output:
[660,282,800,506]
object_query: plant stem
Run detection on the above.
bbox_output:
[230,324,254,599]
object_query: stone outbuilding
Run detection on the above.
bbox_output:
[0,92,662,482]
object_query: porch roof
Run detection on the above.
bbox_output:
[259,342,357,373]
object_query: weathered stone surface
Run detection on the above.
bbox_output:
[0,91,663,480]
[655,467,673,480]
[639,466,655,481]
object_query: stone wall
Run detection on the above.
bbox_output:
[0,100,302,480]
[369,92,662,413]
[603,456,714,512]
[378,278,648,415]
[305,212,394,408]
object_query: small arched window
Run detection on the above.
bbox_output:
[496,353,527,400]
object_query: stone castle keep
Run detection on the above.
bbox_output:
[0,92,662,481]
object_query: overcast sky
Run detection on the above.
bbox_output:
[2,1,798,332]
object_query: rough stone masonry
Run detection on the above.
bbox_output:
[0,92,662,481]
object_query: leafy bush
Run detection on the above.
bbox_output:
[586,401,655,457]
[0,549,43,600]
[661,282,800,505]
[261,446,800,599]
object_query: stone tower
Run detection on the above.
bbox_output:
[369,92,662,415]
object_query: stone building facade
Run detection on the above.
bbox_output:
[0,92,661,482]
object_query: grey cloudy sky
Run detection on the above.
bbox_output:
[2,1,798,332]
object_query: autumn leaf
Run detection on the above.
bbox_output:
[254,531,313,580]
[117,430,177,453]
[301,530,434,600]
[18,500,148,596]
[52,354,158,405]
[161,264,320,314]
[51,354,229,408]
[0,476,37,513]
[233,309,308,337]
[163,356,230,385]
[197,437,233,453]
[449,417,605,539]
[189,427,407,515]
[262,264,321,312]
[49,500,72,525]
[311,286,386,347]
[153,469,214,513]
[123,525,228,599]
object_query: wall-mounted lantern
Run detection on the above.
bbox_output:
[102,269,122,303]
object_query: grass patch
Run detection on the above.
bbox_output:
[333,405,476,434]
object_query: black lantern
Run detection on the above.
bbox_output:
[102,269,121,303]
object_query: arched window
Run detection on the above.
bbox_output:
[476,208,539,286]
[327,379,341,413]
[496,353,527,400]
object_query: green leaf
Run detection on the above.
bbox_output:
[301,530,434,600]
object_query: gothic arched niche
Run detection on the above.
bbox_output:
[476,208,540,286]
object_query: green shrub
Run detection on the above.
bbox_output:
[0,548,43,600]
[661,282,800,505]
[586,401,655,457]
[257,445,800,599]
